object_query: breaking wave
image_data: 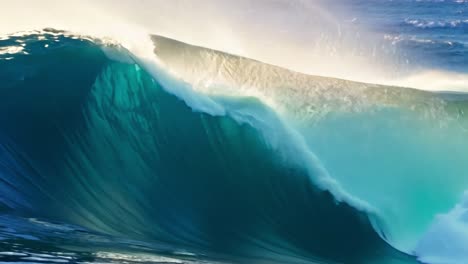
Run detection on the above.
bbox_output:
[0,29,467,264]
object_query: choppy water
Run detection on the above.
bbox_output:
[342,0,468,73]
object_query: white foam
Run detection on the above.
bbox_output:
[0,46,24,55]
[415,191,468,264]
[95,251,184,263]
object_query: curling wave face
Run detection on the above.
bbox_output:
[151,36,468,254]
[0,30,411,264]
[0,30,467,264]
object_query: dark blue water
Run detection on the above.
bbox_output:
[338,0,468,73]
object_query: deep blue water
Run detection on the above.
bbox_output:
[339,0,468,72]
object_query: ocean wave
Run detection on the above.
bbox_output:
[0,31,407,264]
[1,30,468,264]
[151,34,468,255]
[0,1,466,264]
[404,18,468,29]
[383,34,466,47]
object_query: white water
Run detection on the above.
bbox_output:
[416,192,468,264]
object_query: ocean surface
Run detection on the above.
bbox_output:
[338,0,468,73]
[0,1,467,264]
